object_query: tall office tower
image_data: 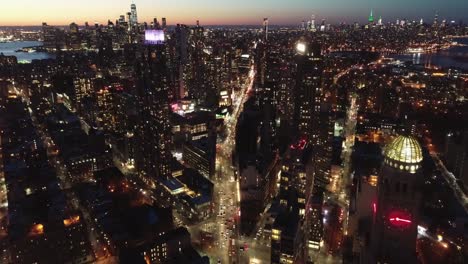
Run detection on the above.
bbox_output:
[127,12,132,30]
[368,9,375,24]
[130,2,138,27]
[368,134,423,263]
[293,41,322,143]
[173,24,190,99]
[293,41,329,188]
[134,30,172,185]
[185,23,216,106]
[69,22,81,50]
[292,41,330,261]
[313,102,333,188]
[311,14,316,31]
[162,18,167,30]
[42,22,57,50]
[320,19,326,31]
[263,18,269,41]
[256,43,279,166]
[152,18,159,29]
[119,15,125,24]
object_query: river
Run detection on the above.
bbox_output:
[2,39,467,70]
[0,41,55,63]
[389,37,468,71]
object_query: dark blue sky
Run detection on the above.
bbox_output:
[1,0,467,26]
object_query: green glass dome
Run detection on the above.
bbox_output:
[384,135,423,173]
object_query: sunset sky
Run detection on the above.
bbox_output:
[1,0,466,26]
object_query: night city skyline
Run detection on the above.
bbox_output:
[1,1,468,264]
[1,0,467,26]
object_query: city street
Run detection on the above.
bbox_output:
[1,4,467,264]
[431,153,468,214]
[189,66,256,264]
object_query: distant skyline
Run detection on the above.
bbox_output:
[1,0,466,26]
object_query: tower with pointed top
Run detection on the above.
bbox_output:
[368,9,375,24]
[311,14,316,31]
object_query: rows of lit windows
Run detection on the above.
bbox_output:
[384,159,420,173]
[272,229,281,241]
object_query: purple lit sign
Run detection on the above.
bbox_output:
[145,30,165,45]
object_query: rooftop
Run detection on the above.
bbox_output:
[384,135,423,173]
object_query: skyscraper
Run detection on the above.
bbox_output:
[293,41,331,189]
[291,41,331,261]
[293,41,322,141]
[263,18,269,41]
[311,14,316,31]
[368,134,423,263]
[162,17,167,30]
[130,2,138,27]
[368,9,374,24]
[134,31,172,185]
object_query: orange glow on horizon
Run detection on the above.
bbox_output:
[0,1,344,27]
[0,1,466,27]
[0,2,281,27]
[0,17,274,27]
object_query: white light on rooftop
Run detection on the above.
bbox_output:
[296,43,306,53]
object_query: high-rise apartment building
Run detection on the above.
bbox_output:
[134,31,173,185]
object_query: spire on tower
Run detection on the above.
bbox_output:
[368,9,375,23]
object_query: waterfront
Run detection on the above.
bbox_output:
[390,37,468,71]
[0,41,54,62]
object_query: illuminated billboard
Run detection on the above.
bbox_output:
[145,30,165,45]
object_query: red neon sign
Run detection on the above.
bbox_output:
[373,203,377,214]
[290,138,307,150]
[388,211,412,228]
[389,217,411,223]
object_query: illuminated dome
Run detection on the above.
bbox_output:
[384,135,423,174]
